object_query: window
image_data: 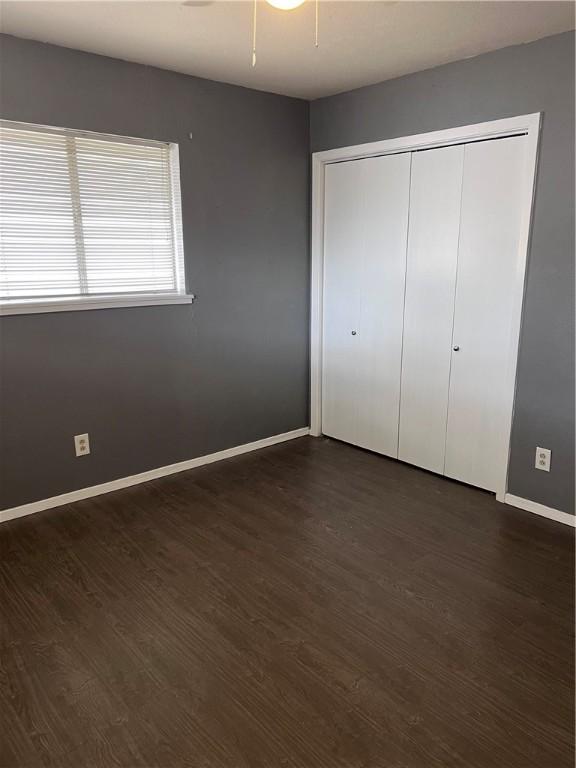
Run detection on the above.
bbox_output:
[0,120,191,314]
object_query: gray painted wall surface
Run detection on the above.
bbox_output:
[1,32,574,515]
[0,35,310,509]
[311,31,575,514]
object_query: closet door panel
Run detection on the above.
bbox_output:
[322,160,364,444]
[321,154,411,455]
[398,145,464,473]
[445,136,527,491]
[355,153,411,456]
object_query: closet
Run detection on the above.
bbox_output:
[321,134,527,493]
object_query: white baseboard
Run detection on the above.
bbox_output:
[0,427,310,525]
[503,493,575,527]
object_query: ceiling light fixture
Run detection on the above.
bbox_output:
[266,0,306,9]
[252,0,319,67]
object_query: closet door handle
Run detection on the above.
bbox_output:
[351,330,357,336]
[453,345,460,351]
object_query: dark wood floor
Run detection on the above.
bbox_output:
[1,437,573,768]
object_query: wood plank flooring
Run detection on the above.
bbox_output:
[1,436,573,767]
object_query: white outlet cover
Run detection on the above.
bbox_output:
[535,446,551,472]
[74,433,90,457]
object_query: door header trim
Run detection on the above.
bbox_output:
[312,114,540,165]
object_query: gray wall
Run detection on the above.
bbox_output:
[0,35,310,509]
[311,31,575,514]
[1,32,574,515]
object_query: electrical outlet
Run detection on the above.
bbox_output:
[74,433,90,457]
[535,447,551,472]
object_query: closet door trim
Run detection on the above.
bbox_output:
[311,113,541,502]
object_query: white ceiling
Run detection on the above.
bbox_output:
[0,1,574,99]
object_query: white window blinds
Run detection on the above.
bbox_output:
[0,121,186,306]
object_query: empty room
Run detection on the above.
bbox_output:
[0,1,574,766]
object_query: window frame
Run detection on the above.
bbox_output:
[0,120,193,316]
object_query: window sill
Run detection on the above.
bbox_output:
[0,294,195,316]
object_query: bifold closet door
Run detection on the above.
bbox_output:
[322,154,411,456]
[445,135,527,492]
[398,145,464,473]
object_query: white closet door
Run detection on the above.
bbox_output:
[322,160,365,445]
[398,145,464,473]
[445,135,527,491]
[322,153,411,456]
[355,154,411,455]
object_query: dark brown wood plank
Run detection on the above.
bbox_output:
[1,436,573,767]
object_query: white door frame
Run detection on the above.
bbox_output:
[310,113,542,502]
